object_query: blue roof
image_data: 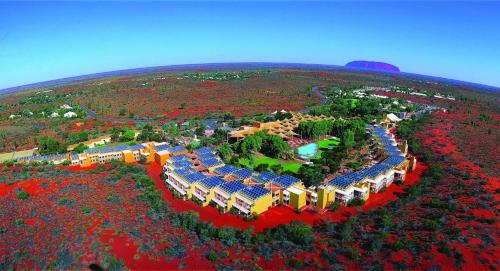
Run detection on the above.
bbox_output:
[200,158,224,168]
[183,172,207,184]
[129,144,145,151]
[381,155,406,167]
[71,154,78,160]
[219,181,247,195]
[358,163,390,178]
[214,164,239,176]
[194,147,213,155]
[200,176,225,189]
[253,171,278,184]
[197,152,218,161]
[327,171,366,190]
[273,175,301,188]
[240,185,271,200]
[232,168,254,179]
[169,145,187,153]
[154,144,170,152]
[173,167,196,177]
[172,160,192,168]
[169,154,191,162]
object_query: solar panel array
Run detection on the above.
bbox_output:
[253,171,279,184]
[129,144,146,151]
[200,176,225,189]
[170,145,187,153]
[241,185,271,200]
[194,147,213,155]
[358,163,390,178]
[327,171,366,190]
[169,154,191,162]
[173,167,196,177]
[184,171,207,184]
[198,151,218,159]
[381,155,406,167]
[220,181,247,195]
[232,168,254,179]
[200,158,224,168]
[214,165,239,175]
[154,144,170,152]
[368,125,406,167]
[273,175,301,188]
[172,160,193,169]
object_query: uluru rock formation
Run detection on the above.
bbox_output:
[346,61,400,72]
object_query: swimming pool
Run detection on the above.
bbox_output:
[296,143,318,160]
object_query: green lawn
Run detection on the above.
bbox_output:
[314,138,341,159]
[317,138,340,149]
[238,155,303,173]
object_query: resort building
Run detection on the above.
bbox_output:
[212,181,247,212]
[359,163,395,193]
[192,176,225,206]
[233,185,273,215]
[17,153,72,165]
[164,154,193,172]
[154,145,189,166]
[227,112,335,141]
[316,171,371,208]
[165,168,207,198]
[228,168,255,183]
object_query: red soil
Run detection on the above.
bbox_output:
[198,81,218,88]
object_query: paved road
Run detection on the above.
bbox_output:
[77,86,328,125]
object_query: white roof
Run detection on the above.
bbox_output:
[386,113,401,122]
[50,112,60,117]
[286,185,305,195]
[64,111,77,118]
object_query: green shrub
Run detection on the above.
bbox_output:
[16,190,29,200]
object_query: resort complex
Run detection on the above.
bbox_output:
[14,119,412,216]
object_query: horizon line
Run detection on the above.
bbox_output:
[1,61,499,94]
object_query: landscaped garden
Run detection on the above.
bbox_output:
[238,155,303,173]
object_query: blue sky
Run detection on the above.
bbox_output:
[0,1,499,89]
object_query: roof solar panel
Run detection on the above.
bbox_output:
[184,172,207,184]
[273,175,301,188]
[220,181,246,195]
[232,168,254,179]
[173,167,196,177]
[170,154,190,161]
[253,171,278,183]
[328,171,366,190]
[154,144,170,152]
[381,155,406,167]
[170,145,187,153]
[200,176,225,189]
[214,164,239,175]
[172,160,192,168]
[194,147,213,155]
[200,158,224,168]
[241,185,271,200]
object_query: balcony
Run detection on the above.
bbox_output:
[165,179,187,195]
[192,191,206,202]
[233,202,250,215]
[212,197,227,208]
